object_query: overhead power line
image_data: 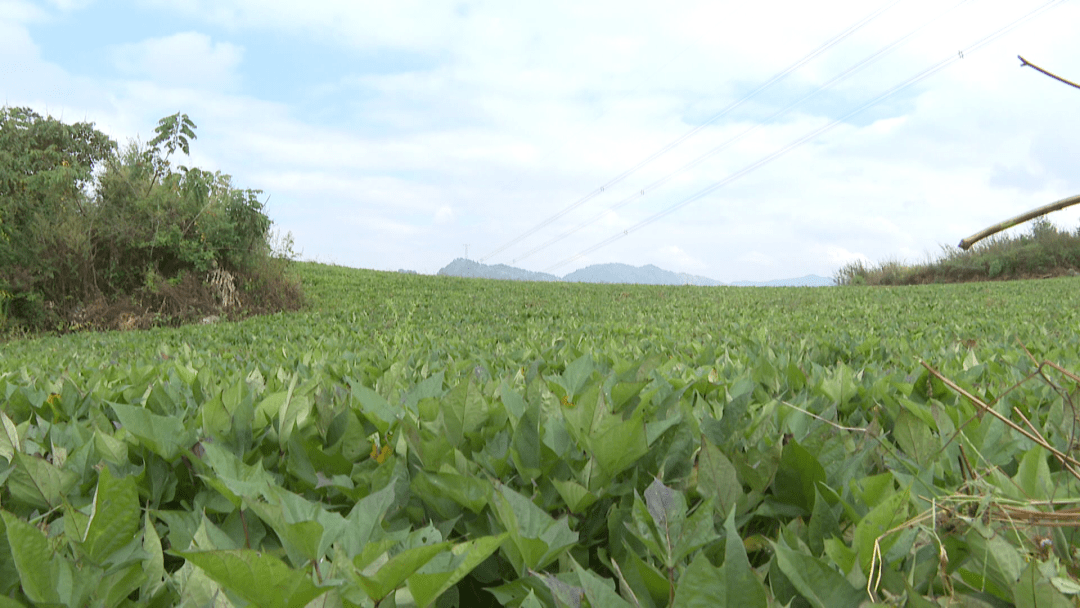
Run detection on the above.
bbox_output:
[478,0,905,262]
[543,0,1069,273]
[509,0,974,265]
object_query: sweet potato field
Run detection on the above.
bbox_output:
[2,263,1080,607]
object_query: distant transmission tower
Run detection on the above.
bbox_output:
[463,244,469,259]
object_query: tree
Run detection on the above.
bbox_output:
[0,107,116,319]
[0,107,299,333]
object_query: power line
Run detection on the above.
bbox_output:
[479,0,905,262]
[543,0,1069,273]
[509,0,975,265]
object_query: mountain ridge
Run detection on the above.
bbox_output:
[436,259,834,287]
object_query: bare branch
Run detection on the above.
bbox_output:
[1019,55,1080,91]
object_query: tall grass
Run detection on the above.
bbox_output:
[836,217,1080,285]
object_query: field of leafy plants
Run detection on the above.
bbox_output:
[2,262,1080,607]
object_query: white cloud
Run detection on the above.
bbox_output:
[0,1,50,23]
[110,32,243,91]
[434,205,454,225]
[5,0,1078,279]
[43,0,94,10]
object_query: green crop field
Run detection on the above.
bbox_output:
[2,262,1080,607]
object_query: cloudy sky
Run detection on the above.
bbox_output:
[3,0,1078,281]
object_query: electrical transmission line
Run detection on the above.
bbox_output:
[508,0,975,266]
[478,0,905,263]
[542,0,1070,273]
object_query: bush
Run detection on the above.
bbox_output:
[0,108,302,333]
[836,216,1080,286]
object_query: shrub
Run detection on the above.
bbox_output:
[0,107,302,333]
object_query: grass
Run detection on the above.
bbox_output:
[836,217,1080,285]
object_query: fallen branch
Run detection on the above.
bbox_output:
[1019,55,1080,91]
[920,360,1080,482]
[957,193,1080,250]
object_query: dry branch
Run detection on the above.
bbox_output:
[1019,55,1080,91]
[957,193,1080,250]
[920,360,1080,482]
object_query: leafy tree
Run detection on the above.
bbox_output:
[0,106,299,333]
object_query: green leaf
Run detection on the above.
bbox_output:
[0,410,18,463]
[637,477,687,567]
[245,485,347,565]
[1014,561,1073,608]
[771,537,865,608]
[1,511,61,605]
[340,483,398,558]
[110,402,192,460]
[81,466,141,565]
[697,436,742,516]
[411,469,492,515]
[588,411,649,478]
[573,557,632,607]
[820,362,859,407]
[97,563,144,608]
[142,510,166,599]
[492,484,578,573]
[561,354,595,396]
[551,478,599,514]
[672,552,723,607]
[854,491,908,576]
[772,440,826,514]
[353,541,452,601]
[892,409,936,466]
[807,488,841,555]
[721,508,767,608]
[175,548,330,608]
[407,534,506,608]
[6,451,78,510]
[198,440,276,507]
[1014,446,1053,501]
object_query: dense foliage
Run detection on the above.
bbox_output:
[2,263,1080,606]
[0,107,299,334]
[837,216,1080,286]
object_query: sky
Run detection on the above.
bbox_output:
[2,0,1078,282]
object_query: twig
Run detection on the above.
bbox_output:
[1019,55,1080,91]
[780,400,870,433]
[920,361,1080,482]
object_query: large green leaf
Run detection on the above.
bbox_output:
[407,534,506,607]
[110,402,193,460]
[0,410,18,463]
[589,410,650,478]
[1,511,61,605]
[352,541,451,601]
[6,451,78,510]
[411,469,492,515]
[892,409,936,466]
[696,436,742,516]
[772,537,865,608]
[245,485,347,565]
[772,439,826,514]
[80,466,141,565]
[721,508,767,608]
[1014,446,1053,501]
[854,491,908,576]
[672,552,723,608]
[1013,561,1073,608]
[492,484,578,573]
[175,549,330,608]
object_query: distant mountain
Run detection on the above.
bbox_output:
[437,258,558,282]
[437,259,834,287]
[563,263,723,286]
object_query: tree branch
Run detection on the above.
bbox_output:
[1019,55,1080,91]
